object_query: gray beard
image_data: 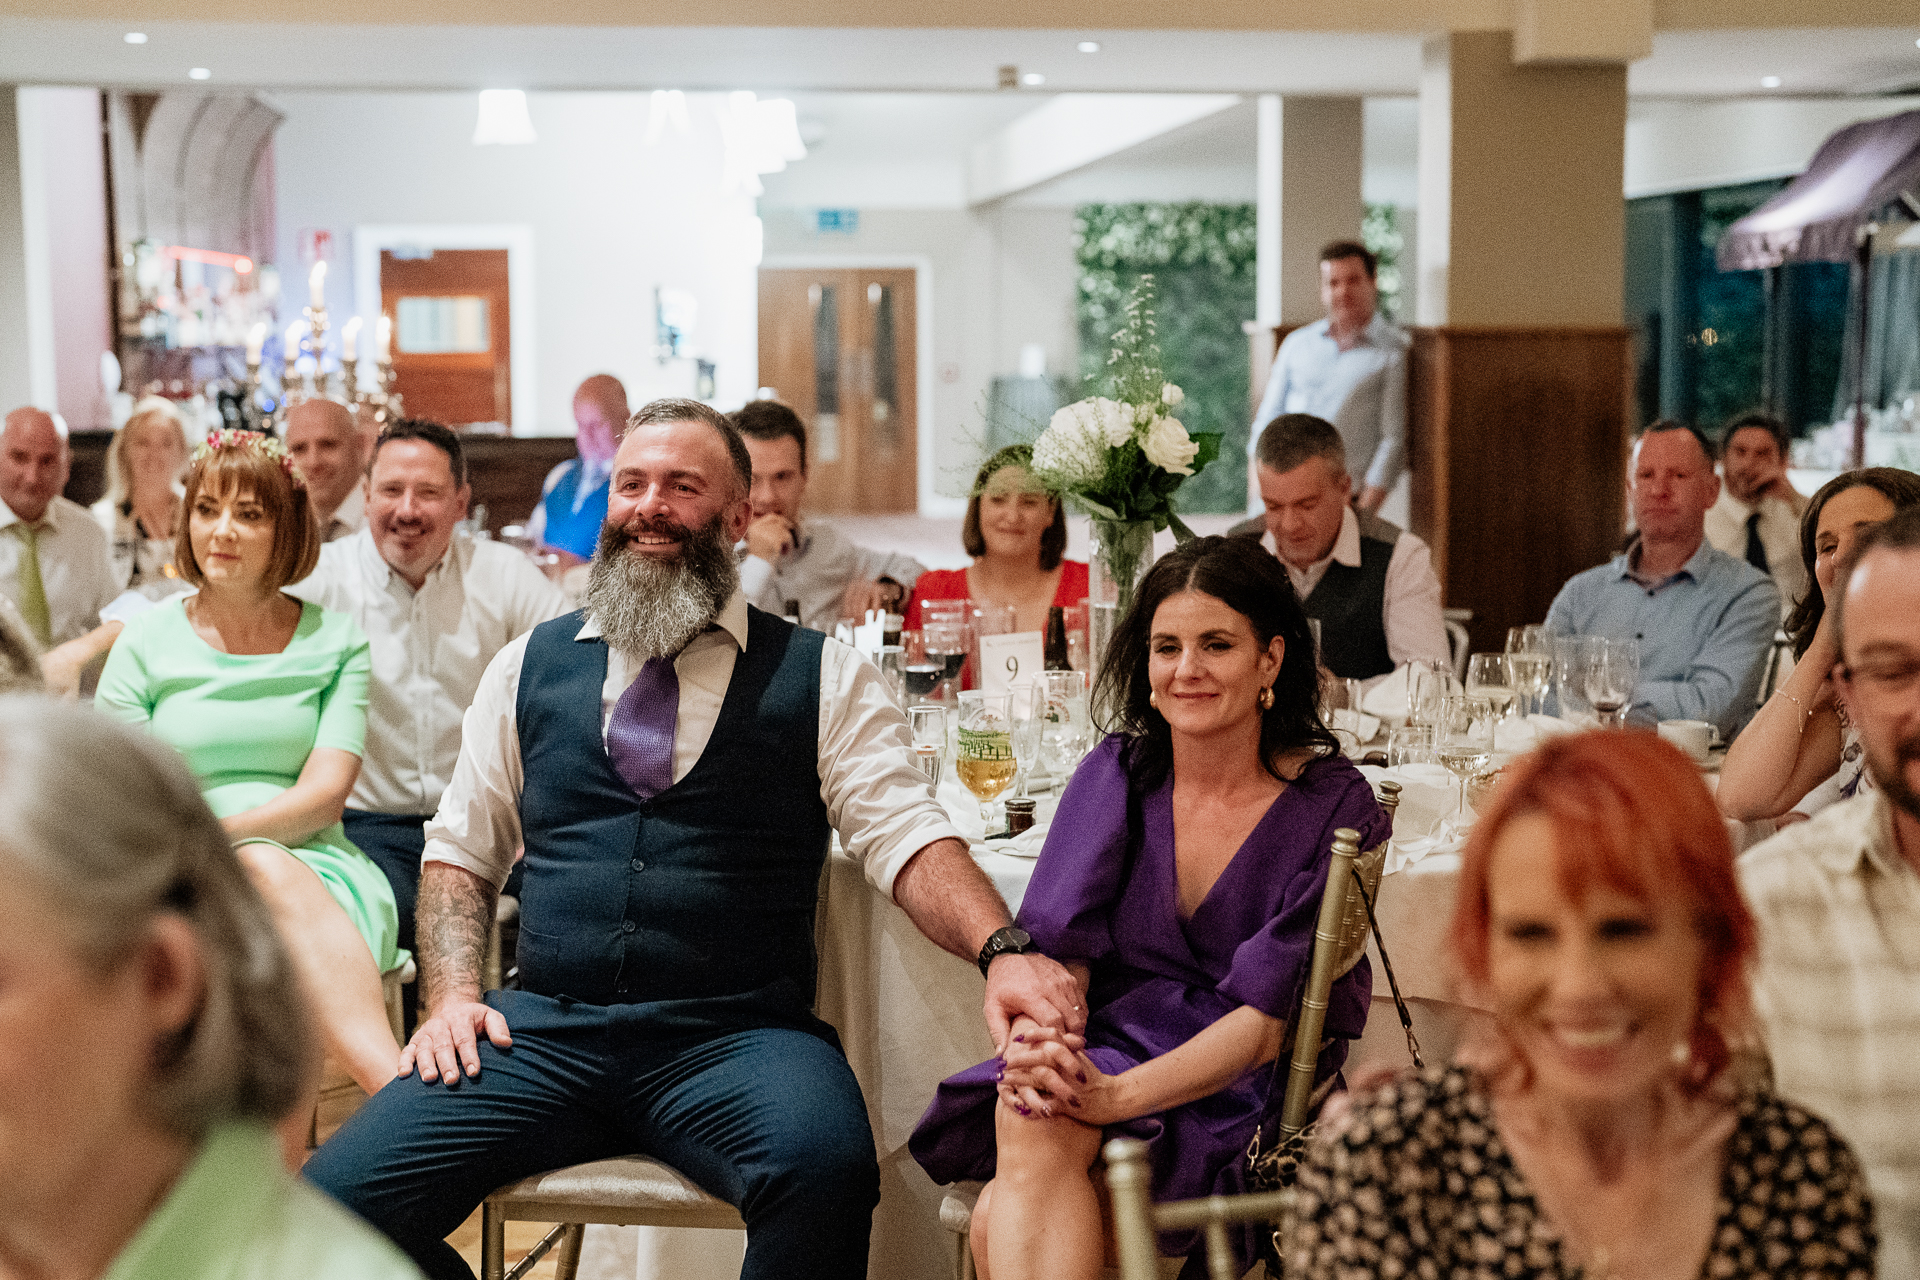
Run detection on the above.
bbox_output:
[583,511,740,661]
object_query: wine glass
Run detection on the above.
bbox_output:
[901,630,942,703]
[1505,625,1553,717]
[1553,635,1599,724]
[1008,681,1045,798]
[1465,654,1515,721]
[923,620,969,703]
[907,704,946,788]
[1387,723,1435,768]
[1435,694,1496,825]
[956,690,1019,826]
[1406,659,1452,728]
[1041,668,1092,781]
[1582,637,1640,729]
[874,645,906,708]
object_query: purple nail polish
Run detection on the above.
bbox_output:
[994,1070,1005,1081]
[1013,1034,1025,1043]
[1017,1105,1031,1116]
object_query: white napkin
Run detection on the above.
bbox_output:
[1492,718,1536,753]
[1362,665,1412,723]
[1330,707,1383,757]
[1526,713,1578,739]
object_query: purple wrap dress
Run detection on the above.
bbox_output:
[909,733,1386,1267]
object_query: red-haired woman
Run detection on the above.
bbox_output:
[1288,730,1876,1279]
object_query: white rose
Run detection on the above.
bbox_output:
[1082,397,1137,447]
[1141,415,1198,476]
[1161,382,1184,408]
[1032,402,1108,487]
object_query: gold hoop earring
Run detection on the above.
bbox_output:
[1258,685,1275,711]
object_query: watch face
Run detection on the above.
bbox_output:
[1006,927,1032,949]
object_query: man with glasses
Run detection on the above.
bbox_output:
[1740,503,1920,1276]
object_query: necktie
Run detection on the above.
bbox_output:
[1744,511,1770,575]
[606,655,679,800]
[7,523,50,647]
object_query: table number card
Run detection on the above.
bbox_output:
[978,630,1045,696]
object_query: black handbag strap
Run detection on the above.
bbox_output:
[1347,861,1423,1070]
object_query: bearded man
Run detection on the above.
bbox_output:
[305,399,1082,1280]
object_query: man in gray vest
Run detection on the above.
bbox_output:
[1244,412,1447,683]
[306,398,1082,1280]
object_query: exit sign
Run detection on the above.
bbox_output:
[815,209,860,235]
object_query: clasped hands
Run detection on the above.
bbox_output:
[996,1019,1127,1127]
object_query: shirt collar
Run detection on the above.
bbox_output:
[354,525,463,589]
[1816,791,1903,879]
[1618,535,1713,588]
[1330,505,1362,568]
[574,586,750,654]
[0,495,53,533]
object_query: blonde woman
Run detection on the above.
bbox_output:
[91,394,192,600]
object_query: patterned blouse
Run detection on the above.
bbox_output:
[1288,1064,1875,1280]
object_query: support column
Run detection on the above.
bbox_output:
[1410,30,1632,652]
[0,87,37,413]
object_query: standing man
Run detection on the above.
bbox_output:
[0,407,122,689]
[305,400,1081,1280]
[1248,241,1408,516]
[291,419,566,992]
[1739,504,1920,1275]
[527,374,625,567]
[1704,410,1808,614]
[1545,421,1779,737]
[1250,413,1447,684]
[286,399,371,543]
[731,399,925,630]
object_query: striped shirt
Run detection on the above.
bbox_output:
[1740,789,1920,1277]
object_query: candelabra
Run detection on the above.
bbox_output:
[238,269,402,434]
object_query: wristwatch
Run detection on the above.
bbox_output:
[977,925,1036,977]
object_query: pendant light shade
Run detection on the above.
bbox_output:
[473,90,537,146]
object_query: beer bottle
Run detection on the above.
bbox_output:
[1044,606,1070,670]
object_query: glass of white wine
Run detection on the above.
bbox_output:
[1505,625,1553,716]
[1436,693,1496,826]
[956,690,1019,827]
[1465,653,1516,720]
[908,704,946,788]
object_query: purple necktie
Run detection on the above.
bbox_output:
[606,656,679,800]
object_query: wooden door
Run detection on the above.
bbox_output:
[380,249,511,429]
[758,267,916,513]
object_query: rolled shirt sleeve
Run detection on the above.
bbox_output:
[421,636,529,891]
[1382,532,1450,672]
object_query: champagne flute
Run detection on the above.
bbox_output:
[1008,681,1045,798]
[907,704,946,788]
[1582,637,1640,729]
[875,645,906,708]
[1436,694,1496,825]
[956,690,1019,826]
[1465,653,1516,720]
[1505,625,1553,717]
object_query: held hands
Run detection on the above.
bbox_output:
[998,1022,1128,1126]
[744,513,796,564]
[398,999,513,1086]
[983,951,1087,1056]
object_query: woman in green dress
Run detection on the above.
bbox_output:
[97,429,402,1118]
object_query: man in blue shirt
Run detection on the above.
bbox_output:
[527,374,625,566]
[1248,241,1408,515]
[1545,421,1780,738]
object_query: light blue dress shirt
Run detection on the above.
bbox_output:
[1544,538,1781,738]
[1249,313,1409,493]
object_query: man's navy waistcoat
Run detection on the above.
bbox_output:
[1302,531,1395,680]
[513,606,832,1031]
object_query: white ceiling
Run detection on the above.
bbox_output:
[2,18,1916,98]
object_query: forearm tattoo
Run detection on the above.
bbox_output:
[417,863,498,1010]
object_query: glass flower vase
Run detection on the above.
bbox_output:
[1088,518,1154,674]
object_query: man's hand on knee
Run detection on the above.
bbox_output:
[983,952,1086,1056]
[401,1000,513,1085]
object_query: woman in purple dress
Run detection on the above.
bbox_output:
[910,535,1387,1280]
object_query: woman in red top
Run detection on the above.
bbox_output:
[905,447,1089,669]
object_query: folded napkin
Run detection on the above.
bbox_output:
[1330,707,1383,758]
[1362,665,1413,723]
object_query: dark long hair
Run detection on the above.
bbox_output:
[1784,468,1920,658]
[1092,535,1337,789]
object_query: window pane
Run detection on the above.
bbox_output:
[396,296,491,353]
[870,283,897,444]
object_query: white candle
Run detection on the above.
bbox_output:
[245,321,267,364]
[284,321,304,364]
[308,261,327,309]
[377,315,392,363]
[342,317,361,363]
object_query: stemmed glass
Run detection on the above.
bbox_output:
[1505,625,1553,717]
[922,619,969,704]
[907,705,946,788]
[1465,653,1515,720]
[1581,637,1640,729]
[1406,659,1452,728]
[1553,635,1598,724]
[1040,669,1092,783]
[1008,681,1045,798]
[956,690,1019,826]
[1435,694,1496,826]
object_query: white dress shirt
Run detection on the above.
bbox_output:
[0,494,119,644]
[738,518,925,631]
[1704,484,1808,616]
[290,529,568,815]
[320,486,367,544]
[1261,506,1449,682]
[424,588,962,901]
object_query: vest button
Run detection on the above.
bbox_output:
[621,919,637,934]
[631,858,646,872]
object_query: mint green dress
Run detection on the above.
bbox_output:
[96,597,401,973]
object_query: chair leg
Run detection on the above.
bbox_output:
[956,1227,977,1280]
[554,1224,586,1280]
[480,1203,506,1280]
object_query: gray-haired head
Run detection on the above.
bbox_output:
[0,698,311,1136]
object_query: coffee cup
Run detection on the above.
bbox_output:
[1657,719,1713,764]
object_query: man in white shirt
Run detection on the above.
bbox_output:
[1248,412,1447,684]
[306,399,1081,1280]
[291,419,566,992]
[0,407,122,689]
[730,399,924,630]
[1703,410,1808,614]
[285,398,368,543]
[1248,241,1409,516]
[526,374,624,567]
[1739,504,1920,1275]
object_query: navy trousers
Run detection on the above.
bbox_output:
[304,990,879,1280]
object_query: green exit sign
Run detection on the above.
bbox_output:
[815,209,860,235]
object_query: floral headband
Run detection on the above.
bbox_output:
[194,428,307,490]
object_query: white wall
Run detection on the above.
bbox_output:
[1625,95,1920,199]
[17,87,112,429]
[271,91,761,435]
